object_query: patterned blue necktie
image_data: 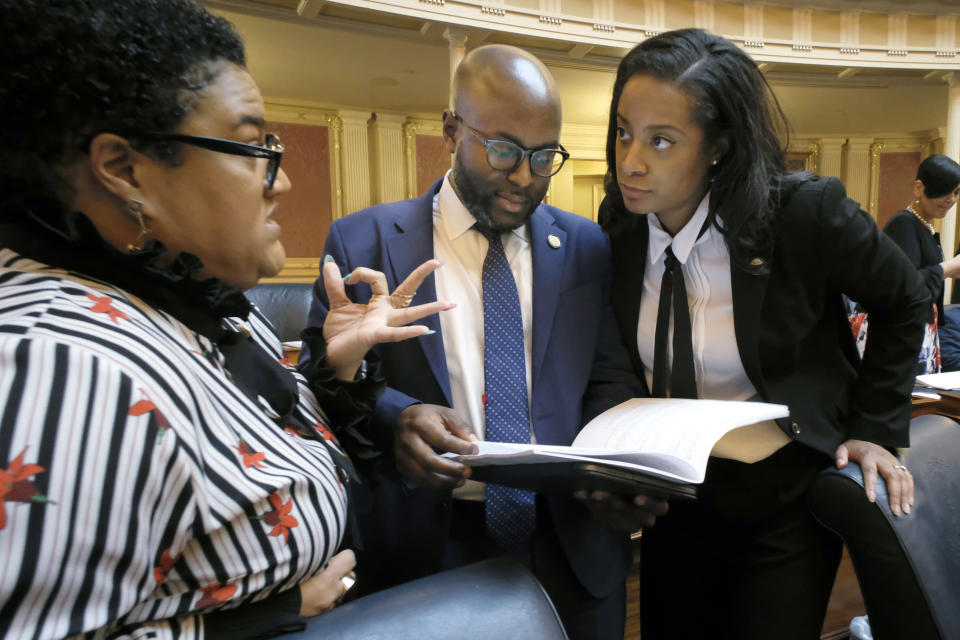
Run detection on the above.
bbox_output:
[478,226,536,555]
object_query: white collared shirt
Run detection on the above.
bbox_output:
[637,194,789,461]
[434,173,534,444]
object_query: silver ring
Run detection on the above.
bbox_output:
[340,572,356,591]
[333,572,356,605]
[894,465,908,472]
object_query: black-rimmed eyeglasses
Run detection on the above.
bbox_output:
[141,133,285,188]
[454,114,569,178]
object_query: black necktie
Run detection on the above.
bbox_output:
[651,245,697,398]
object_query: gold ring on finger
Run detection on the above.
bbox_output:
[392,293,415,308]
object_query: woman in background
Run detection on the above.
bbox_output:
[599,29,927,639]
[0,1,444,638]
[883,154,960,373]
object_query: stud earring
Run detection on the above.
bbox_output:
[125,199,150,252]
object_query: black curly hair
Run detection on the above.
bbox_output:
[601,29,811,269]
[0,0,245,208]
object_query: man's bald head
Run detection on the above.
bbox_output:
[442,45,564,232]
[451,45,561,124]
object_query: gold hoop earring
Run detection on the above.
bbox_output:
[125,199,151,252]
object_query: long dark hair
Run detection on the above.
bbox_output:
[601,29,808,267]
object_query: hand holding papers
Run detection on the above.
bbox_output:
[447,398,790,499]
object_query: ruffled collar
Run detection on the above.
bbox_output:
[0,191,251,341]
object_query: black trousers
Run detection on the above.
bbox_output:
[446,498,626,640]
[640,442,843,640]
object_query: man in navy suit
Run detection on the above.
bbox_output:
[304,45,665,639]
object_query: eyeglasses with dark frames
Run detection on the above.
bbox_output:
[140,133,285,188]
[453,114,569,178]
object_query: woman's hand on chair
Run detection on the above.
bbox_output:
[836,439,914,517]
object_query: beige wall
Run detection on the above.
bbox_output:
[217,1,958,278]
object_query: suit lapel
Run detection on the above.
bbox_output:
[730,256,771,399]
[384,183,453,406]
[611,221,650,395]
[529,207,566,389]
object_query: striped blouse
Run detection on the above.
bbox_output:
[0,249,348,639]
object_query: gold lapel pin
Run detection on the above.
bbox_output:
[547,234,562,249]
[750,257,765,267]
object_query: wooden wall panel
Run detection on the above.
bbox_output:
[877,152,920,229]
[267,121,332,257]
[415,134,450,196]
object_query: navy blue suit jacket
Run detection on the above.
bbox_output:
[306,179,641,598]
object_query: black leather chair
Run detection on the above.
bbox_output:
[245,282,314,342]
[808,413,960,640]
[281,557,569,639]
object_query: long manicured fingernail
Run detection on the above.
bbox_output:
[423,329,436,336]
[441,302,457,311]
[342,273,353,283]
[904,504,911,514]
[324,255,335,264]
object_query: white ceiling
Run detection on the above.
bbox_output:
[208,2,952,135]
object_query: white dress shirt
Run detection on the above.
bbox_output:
[637,194,789,462]
[434,174,535,498]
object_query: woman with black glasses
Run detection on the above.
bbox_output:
[0,1,447,638]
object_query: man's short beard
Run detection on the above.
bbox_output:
[451,154,536,233]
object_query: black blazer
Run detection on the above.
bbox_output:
[607,177,928,455]
[883,209,944,326]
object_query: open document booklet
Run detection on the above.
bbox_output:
[915,371,960,399]
[446,398,790,500]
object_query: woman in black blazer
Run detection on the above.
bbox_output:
[883,154,960,374]
[598,29,928,639]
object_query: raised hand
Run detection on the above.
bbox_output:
[322,257,454,380]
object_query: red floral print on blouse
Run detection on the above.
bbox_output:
[235,441,266,469]
[311,421,338,445]
[255,492,298,543]
[85,293,129,324]
[197,583,238,608]
[0,448,53,530]
[129,390,171,440]
[153,548,178,585]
